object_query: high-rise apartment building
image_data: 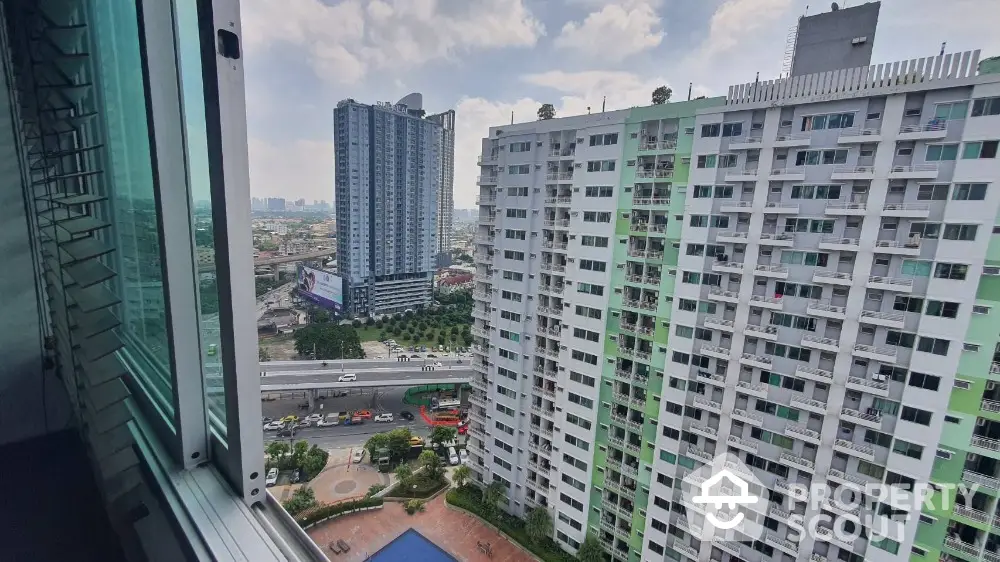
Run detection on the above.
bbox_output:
[429,109,456,265]
[334,94,440,315]
[266,196,286,211]
[473,5,1000,562]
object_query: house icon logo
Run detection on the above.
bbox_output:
[679,452,766,541]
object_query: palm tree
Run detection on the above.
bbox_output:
[525,507,554,545]
[576,534,604,562]
[537,103,555,120]
[651,85,672,105]
[451,464,471,488]
[481,480,507,520]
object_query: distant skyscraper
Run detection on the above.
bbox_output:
[334,93,440,315]
[265,197,285,212]
[428,109,455,265]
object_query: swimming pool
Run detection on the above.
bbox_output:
[368,528,457,562]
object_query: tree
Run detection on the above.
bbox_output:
[537,103,556,120]
[293,323,364,359]
[419,450,444,481]
[450,325,459,336]
[395,463,413,487]
[525,507,554,545]
[576,534,604,562]
[282,486,317,515]
[430,426,457,447]
[301,445,329,479]
[437,334,446,346]
[365,433,390,458]
[386,427,413,460]
[481,480,507,520]
[652,85,672,105]
[451,464,471,488]
[378,330,388,341]
[265,441,290,469]
[365,317,375,327]
[258,346,271,362]
[290,440,310,469]
[352,319,361,328]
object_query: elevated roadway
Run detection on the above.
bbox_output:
[259,358,474,391]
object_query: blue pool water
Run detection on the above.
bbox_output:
[368,528,457,562]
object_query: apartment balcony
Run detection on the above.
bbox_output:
[712,261,745,274]
[714,540,743,558]
[748,294,784,310]
[852,343,897,363]
[539,283,565,296]
[790,395,828,415]
[765,533,800,556]
[699,344,732,360]
[639,139,677,151]
[704,317,735,332]
[478,153,499,165]
[468,393,487,408]
[758,232,795,247]
[672,539,700,561]
[770,167,806,181]
[642,275,662,286]
[753,264,789,279]
[867,275,913,293]
[470,326,488,338]
[816,525,856,549]
[477,175,499,185]
[779,451,815,473]
[828,468,870,490]
[729,135,763,150]
[806,300,847,320]
[833,438,876,461]
[609,413,643,432]
[774,478,810,501]
[628,223,648,234]
[859,309,905,329]
[801,334,840,353]
[943,537,981,559]
[474,233,495,245]
[732,408,764,426]
[707,288,740,304]
[812,270,853,286]
[689,423,718,439]
[837,126,882,143]
[545,171,574,182]
[795,365,834,384]
[898,121,948,140]
[719,200,754,213]
[728,434,760,453]
[762,201,800,214]
[745,323,779,341]
[846,376,890,398]
[971,435,1000,454]
[471,307,491,321]
[478,213,497,225]
[548,147,576,158]
[963,470,1000,492]
[840,407,884,430]
[736,380,769,399]
[873,238,922,256]
[686,446,715,464]
[740,352,772,370]
[631,196,670,208]
[476,194,497,205]
[824,200,868,215]
[830,165,875,180]
[716,231,749,244]
[888,164,939,180]
[693,395,723,414]
[784,423,821,445]
[773,132,812,147]
[983,399,1000,414]
[635,169,674,180]
[818,236,860,251]
[724,167,760,182]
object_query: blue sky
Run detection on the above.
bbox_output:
[240,0,1000,208]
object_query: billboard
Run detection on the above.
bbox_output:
[297,265,343,312]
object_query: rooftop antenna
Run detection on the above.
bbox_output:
[510,111,514,125]
[940,42,947,56]
[687,82,692,100]
[602,96,606,112]
[587,106,591,114]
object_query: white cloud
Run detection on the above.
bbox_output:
[697,0,793,60]
[241,0,544,84]
[248,138,333,203]
[555,1,664,61]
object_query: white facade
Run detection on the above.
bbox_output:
[643,52,1000,562]
[470,111,628,547]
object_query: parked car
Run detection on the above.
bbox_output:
[263,421,284,431]
[265,468,278,487]
[459,449,469,464]
[426,354,437,358]
[457,424,468,435]
[355,409,373,419]
[276,428,296,438]
[399,410,415,421]
[306,413,324,422]
[280,415,299,424]
[351,449,365,463]
[317,415,339,427]
[409,436,424,446]
[296,419,312,428]
[447,446,460,466]
[420,346,427,352]
[374,413,394,423]
[262,417,273,424]
[434,361,443,367]
[290,469,301,484]
[338,373,357,382]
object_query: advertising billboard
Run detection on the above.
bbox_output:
[297,265,343,312]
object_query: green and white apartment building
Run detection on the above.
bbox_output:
[471,7,1000,562]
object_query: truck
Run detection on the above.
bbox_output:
[376,447,391,472]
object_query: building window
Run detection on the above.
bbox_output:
[962,140,999,159]
[972,97,1000,117]
[589,133,619,146]
[925,144,959,161]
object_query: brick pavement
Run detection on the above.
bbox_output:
[307,494,536,562]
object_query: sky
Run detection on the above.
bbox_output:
[241,0,1000,209]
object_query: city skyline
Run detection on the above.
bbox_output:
[241,0,1000,208]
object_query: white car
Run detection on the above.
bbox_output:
[447,446,460,466]
[317,416,339,427]
[306,413,324,422]
[434,361,443,367]
[374,413,394,423]
[265,468,278,487]
[459,449,469,464]
[263,421,284,431]
[338,373,357,382]
[351,449,365,463]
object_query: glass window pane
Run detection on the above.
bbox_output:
[941,144,958,160]
[951,101,969,119]
[963,142,981,159]
[91,0,173,406]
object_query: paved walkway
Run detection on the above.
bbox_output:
[307,449,390,504]
[307,494,535,562]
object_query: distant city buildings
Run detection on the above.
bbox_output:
[250,197,331,213]
[265,197,286,212]
[428,109,455,265]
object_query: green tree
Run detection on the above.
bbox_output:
[293,324,364,359]
[436,334,445,346]
[290,440,310,469]
[352,319,361,328]
[386,427,413,459]
[258,346,271,362]
[462,332,474,346]
[451,464,471,488]
[450,325,459,336]
[365,433,390,458]
[265,441,290,469]
[395,463,413,487]
[419,450,444,481]
[429,426,457,447]
[481,480,507,520]
[651,85,672,104]
[525,507,554,545]
[537,103,556,120]
[365,317,375,327]
[375,320,384,329]
[576,534,604,562]
[301,445,329,479]
[282,486,318,515]
[378,330,388,341]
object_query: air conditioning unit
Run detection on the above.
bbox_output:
[574,162,582,168]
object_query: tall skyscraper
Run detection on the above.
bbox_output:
[428,109,456,265]
[472,4,1000,562]
[334,94,440,315]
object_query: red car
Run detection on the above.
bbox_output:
[355,409,373,419]
[458,424,468,435]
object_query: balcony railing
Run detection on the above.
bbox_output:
[899,122,948,134]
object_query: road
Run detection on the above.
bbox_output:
[259,357,474,390]
[263,357,470,372]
